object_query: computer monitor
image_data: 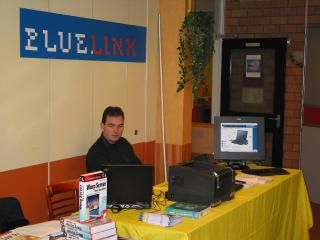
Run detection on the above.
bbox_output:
[101,164,153,210]
[214,116,265,169]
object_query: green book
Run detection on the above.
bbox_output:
[164,202,211,219]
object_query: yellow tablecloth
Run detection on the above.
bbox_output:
[107,169,313,240]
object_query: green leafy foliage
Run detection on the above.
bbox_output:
[177,11,214,96]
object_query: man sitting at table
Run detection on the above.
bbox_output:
[86,106,141,172]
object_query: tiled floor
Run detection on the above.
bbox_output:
[310,202,320,240]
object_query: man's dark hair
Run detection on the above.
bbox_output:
[102,106,124,124]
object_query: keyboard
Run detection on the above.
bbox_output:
[242,167,290,176]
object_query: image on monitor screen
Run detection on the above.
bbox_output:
[214,116,265,169]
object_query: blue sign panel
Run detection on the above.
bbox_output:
[20,8,146,62]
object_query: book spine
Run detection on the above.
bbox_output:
[64,228,117,240]
[79,179,88,222]
[165,208,200,218]
[91,228,117,240]
[103,235,117,240]
[80,171,106,182]
[63,227,91,240]
[79,182,85,220]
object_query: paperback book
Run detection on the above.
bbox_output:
[138,212,182,227]
[60,215,116,235]
[164,202,211,219]
[79,171,107,222]
[63,227,116,240]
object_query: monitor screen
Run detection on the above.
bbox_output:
[214,116,265,165]
[101,164,153,210]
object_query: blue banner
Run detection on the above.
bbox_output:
[20,8,146,62]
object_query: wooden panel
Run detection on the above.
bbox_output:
[92,62,127,141]
[192,123,214,154]
[49,0,92,17]
[145,0,160,142]
[155,142,191,183]
[133,141,156,184]
[126,64,146,144]
[129,0,147,26]
[132,141,156,166]
[50,156,86,184]
[50,61,93,160]
[0,1,49,171]
[0,163,48,224]
[159,0,192,145]
[93,0,129,23]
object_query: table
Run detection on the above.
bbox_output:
[107,169,313,240]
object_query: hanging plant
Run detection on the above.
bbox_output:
[177,11,214,96]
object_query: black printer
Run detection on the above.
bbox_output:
[167,161,235,206]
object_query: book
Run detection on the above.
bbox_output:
[60,216,116,235]
[79,171,107,222]
[164,202,211,219]
[64,227,117,240]
[138,212,182,227]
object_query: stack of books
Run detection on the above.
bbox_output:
[164,202,211,219]
[60,215,117,240]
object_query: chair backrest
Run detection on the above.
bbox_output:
[0,197,29,233]
[45,179,79,220]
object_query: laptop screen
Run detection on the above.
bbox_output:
[101,164,153,209]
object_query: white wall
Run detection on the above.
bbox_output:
[0,0,159,171]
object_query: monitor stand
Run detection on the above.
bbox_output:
[227,160,249,170]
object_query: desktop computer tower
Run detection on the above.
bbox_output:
[167,161,235,206]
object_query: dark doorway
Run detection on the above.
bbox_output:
[220,38,287,167]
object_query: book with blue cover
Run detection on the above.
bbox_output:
[164,202,211,219]
[79,171,107,222]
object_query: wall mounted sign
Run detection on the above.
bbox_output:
[20,8,146,62]
[245,55,261,78]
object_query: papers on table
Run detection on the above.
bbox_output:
[139,212,182,227]
[12,220,62,239]
[236,173,272,188]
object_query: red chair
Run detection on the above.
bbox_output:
[45,179,79,220]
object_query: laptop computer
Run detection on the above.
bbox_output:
[231,130,248,145]
[101,164,153,211]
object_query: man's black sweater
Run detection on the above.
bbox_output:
[86,134,141,172]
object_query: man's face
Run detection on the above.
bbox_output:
[100,115,124,144]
